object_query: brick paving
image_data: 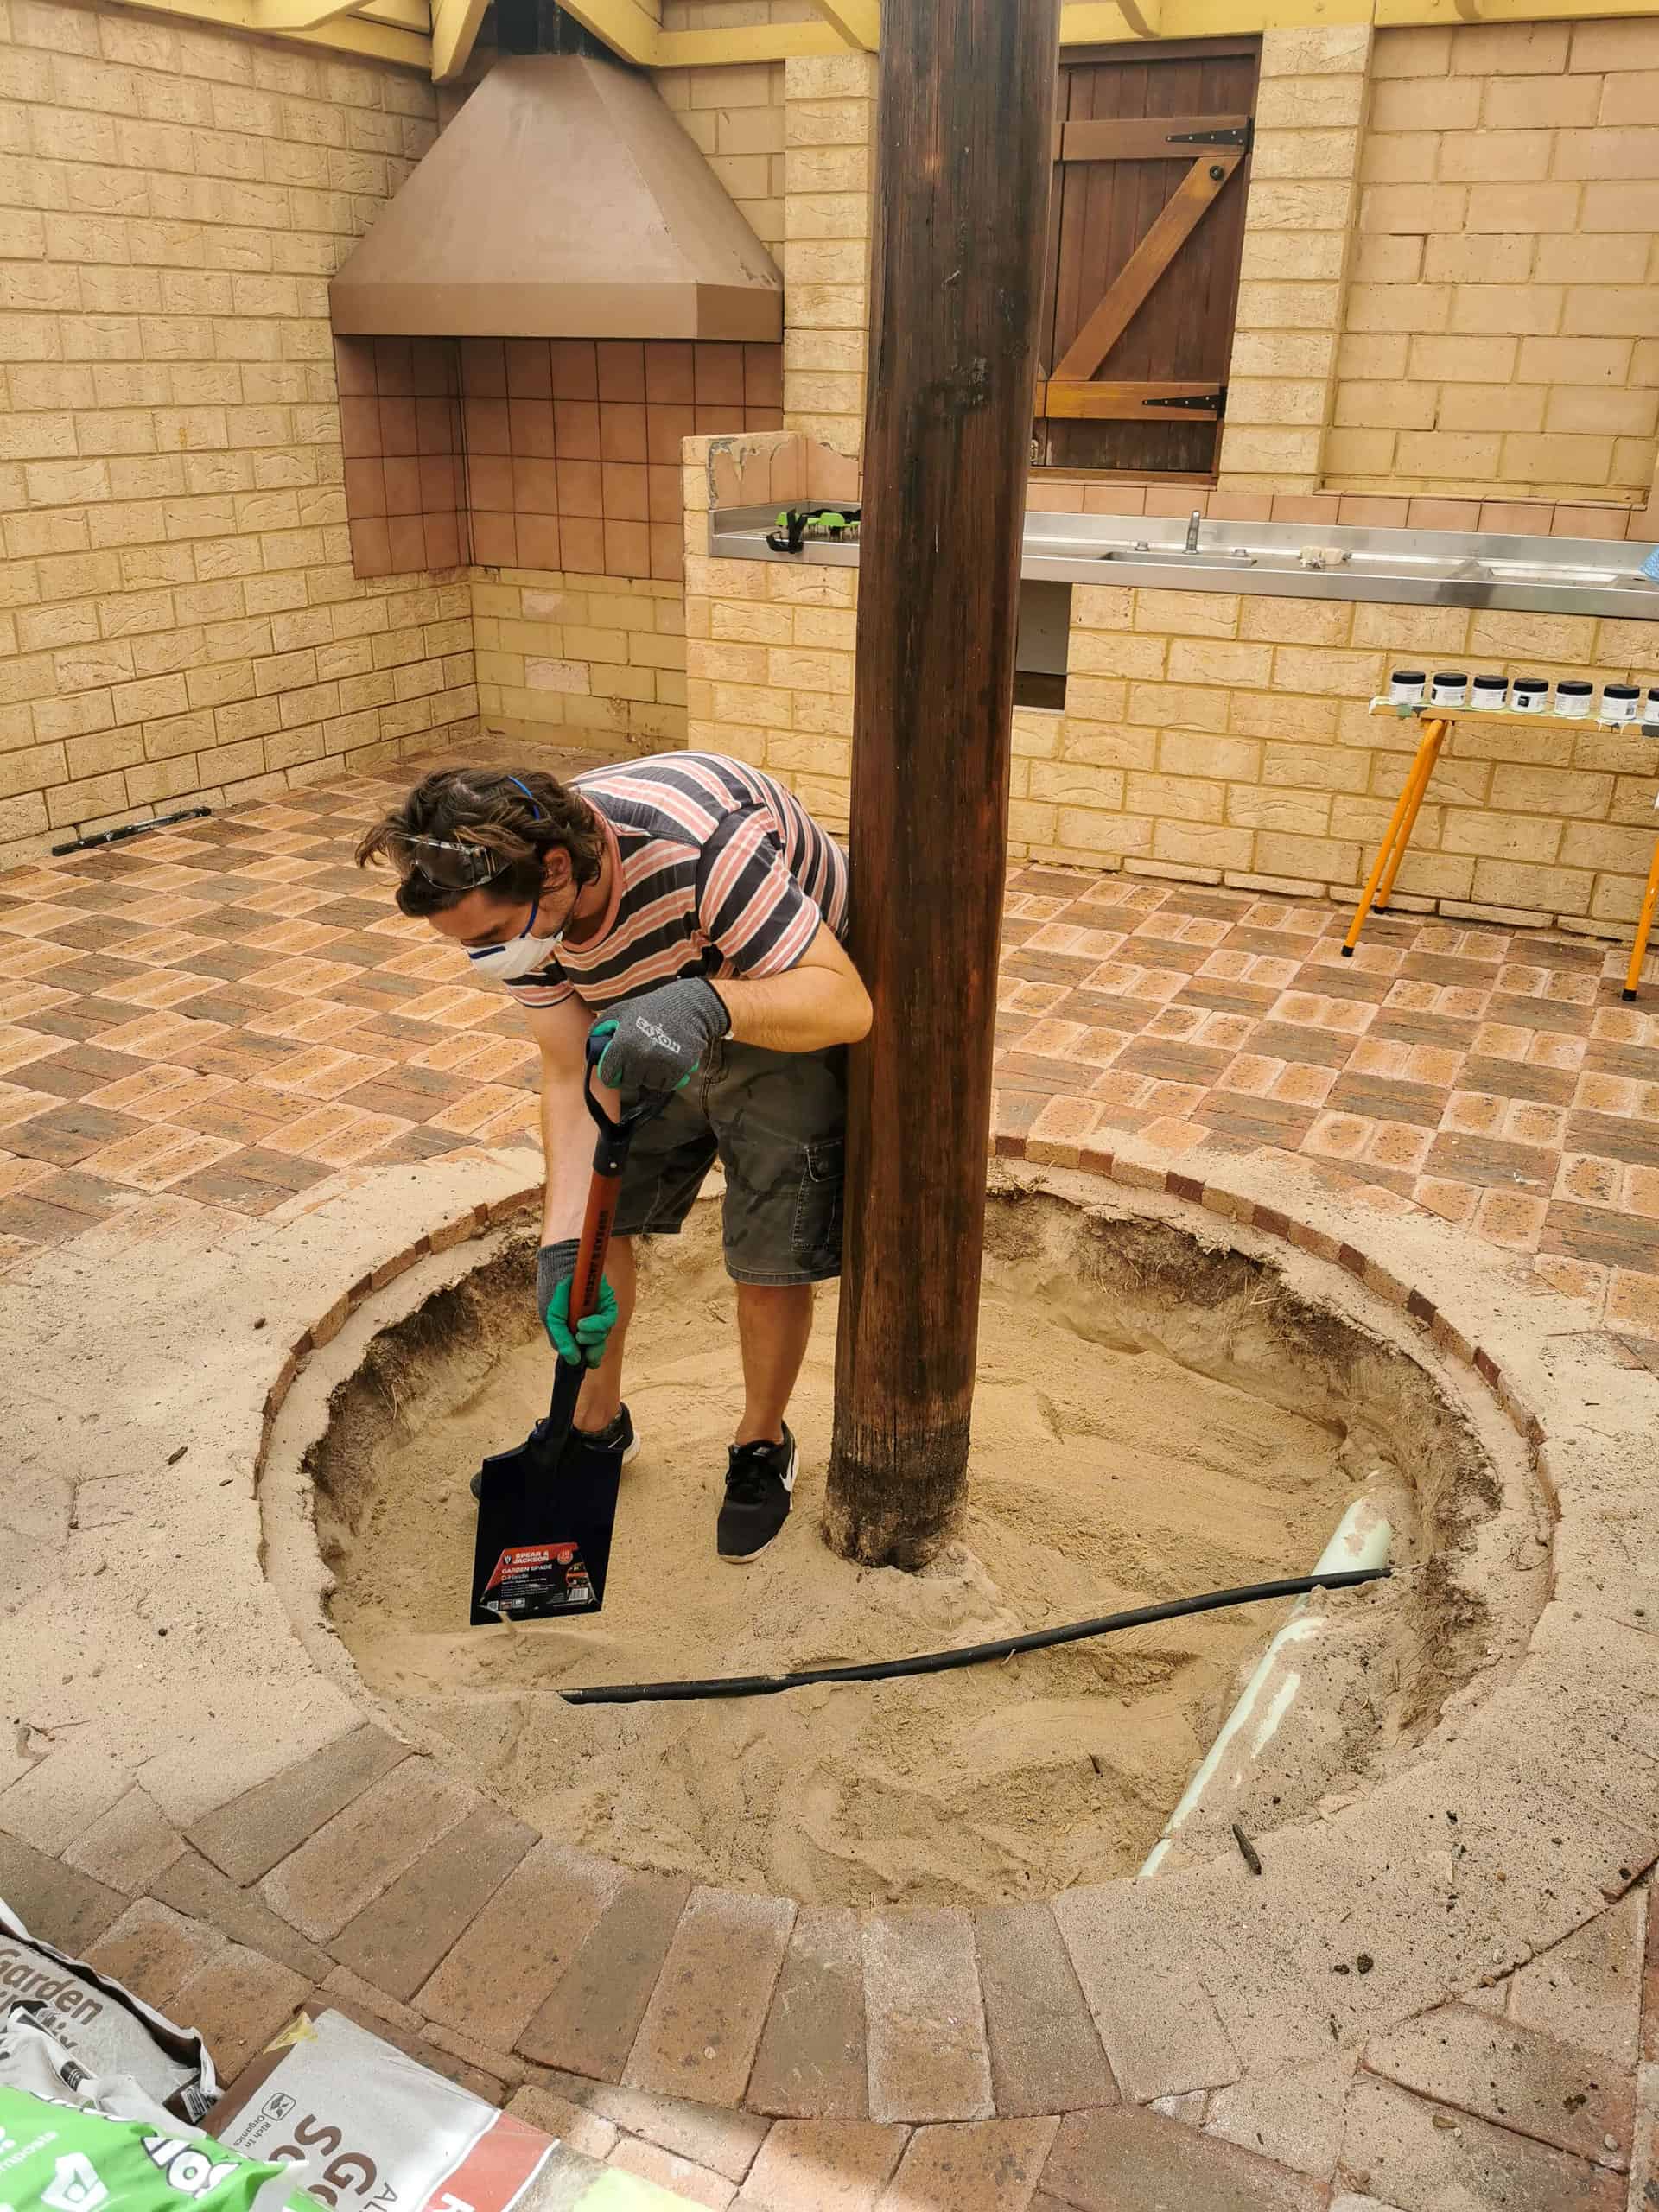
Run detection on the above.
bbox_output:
[4,769,1656,1351]
[5,756,1659,2204]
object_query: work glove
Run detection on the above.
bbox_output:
[591,976,729,1096]
[537,1237,616,1369]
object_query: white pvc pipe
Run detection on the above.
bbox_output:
[1138,1497,1393,1878]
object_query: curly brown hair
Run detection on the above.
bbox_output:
[354,767,606,918]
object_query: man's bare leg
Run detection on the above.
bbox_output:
[734,1281,815,1446]
[575,1235,635,1432]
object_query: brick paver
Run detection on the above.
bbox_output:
[1040,2106,1329,2212]
[187,1723,407,1885]
[416,1838,623,2052]
[518,1871,692,2081]
[258,1759,477,1943]
[864,1908,994,2125]
[626,1886,797,2106]
[974,1902,1114,2118]
[748,1904,869,2120]
[330,1800,535,2001]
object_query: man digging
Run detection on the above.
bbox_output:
[358,755,871,1562]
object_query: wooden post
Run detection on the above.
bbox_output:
[823,0,1060,1569]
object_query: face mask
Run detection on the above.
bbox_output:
[465,891,565,982]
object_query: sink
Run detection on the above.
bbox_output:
[1479,559,1624,587]
[1098,546,1257,567]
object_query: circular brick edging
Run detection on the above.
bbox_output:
[238,1132,1659,2124]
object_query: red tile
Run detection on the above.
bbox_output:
[695,342,745,406]
[349,518,392,576]
[601,461,648,521]
[339,396,381,458]
[460,337,505,395]
[644,339,695,404]
[471,511,517,565]
[558,458,603,517]
[561,515,604,570]
[386,513,425,570]
[383,456,421,515]
[410,337,455,397]
[1338,494,1409,527]
[515,512,562,569]
[510,399,556,457]
[512,456,561,513]
[555,401,601,460]
[746,405,785,432]
[647,403,696,465]
[334,337,376,397]
[596,338,645,400]
[551,338,598,399]
[648,464,681,524]
[379,396,418,455]
[467,453,514,510]
[696,405,745,435]
[600,402,648,463]
[373,336,413,396]
[423,510,461,569]
[604,518,651,576]
[745,343,783,407]
[505,338,552,398]
[342,458,385,518]
[650,524,683,582]
[464,398,511,455]
[418,454,456,509]
[416,396,455,454]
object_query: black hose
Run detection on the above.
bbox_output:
[559,1565,1390,1706]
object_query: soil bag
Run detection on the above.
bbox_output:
[0,1897,217,2121]
[209,2009,556,2212]
[0,2084,319,2212]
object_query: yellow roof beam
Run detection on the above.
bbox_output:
[430,0,488,75]
[105,0,429,64]
[804,0,880,48]
[1059,0,1163,36]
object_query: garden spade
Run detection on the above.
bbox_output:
[469,1038,665,1625]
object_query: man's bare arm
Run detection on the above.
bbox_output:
[714,924,872,1054]
[522,995,620,1244]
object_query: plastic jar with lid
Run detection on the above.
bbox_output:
[1512,677,1549,712]
[1556,679,1593,719]
[1389,669,1426,704]
[1603,683,1642,725]
[1430,671,1468,706]
[1471,674,1509,710]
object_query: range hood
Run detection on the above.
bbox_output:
[329,54,783,342]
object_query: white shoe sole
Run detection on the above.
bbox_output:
[719,1440,797,1565]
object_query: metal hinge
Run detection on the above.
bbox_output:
[1165,122,1252,150]
[1149,387,1227,414]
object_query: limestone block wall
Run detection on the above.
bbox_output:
[1329,18,1659,503]
[683,439,1659,935]
[471,570,686,757]
[0,0,477,869]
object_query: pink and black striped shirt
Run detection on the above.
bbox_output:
[500,753,850,1015]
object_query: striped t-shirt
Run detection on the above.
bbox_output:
[498,753,850,1014]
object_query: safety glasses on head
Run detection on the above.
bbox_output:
[383,776,546,892]
[384,832,507,890]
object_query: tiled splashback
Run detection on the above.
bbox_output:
[337,334,783,586]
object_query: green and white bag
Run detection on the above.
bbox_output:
[0,2084,321,2212]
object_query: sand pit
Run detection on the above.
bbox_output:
[306,1180,1522,1907]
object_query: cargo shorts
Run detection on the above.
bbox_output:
[612,1037,846,1287]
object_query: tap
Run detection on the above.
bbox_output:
[1185,508,1202,553]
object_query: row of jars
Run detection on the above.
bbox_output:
[1388,671,1657,721]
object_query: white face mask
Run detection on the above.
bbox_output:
[464,891,564,983]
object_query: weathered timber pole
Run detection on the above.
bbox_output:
[823,0,1061,1569]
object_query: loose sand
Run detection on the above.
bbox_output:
[321,1197,1394,1906]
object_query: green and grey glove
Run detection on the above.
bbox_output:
[537,1236,616,1369]
[592,976,730,1096]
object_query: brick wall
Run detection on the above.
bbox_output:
[653,53,786,257]
[685,436,1659,937]
[473,571,687,757]
[0,0,478,869]
[1330,17,1659,503]
[780,51,874,457]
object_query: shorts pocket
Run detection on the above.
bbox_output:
[791,1136,844,1275]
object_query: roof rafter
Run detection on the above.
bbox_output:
[803,0,880,48]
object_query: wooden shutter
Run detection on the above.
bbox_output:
[1036,40,1259,477]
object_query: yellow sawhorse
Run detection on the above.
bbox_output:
[1343,700,1659,1002]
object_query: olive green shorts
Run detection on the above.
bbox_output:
[613,1037,846,1287]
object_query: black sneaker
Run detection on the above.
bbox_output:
[717,1426,797,1563]
[470,1404,639,1498]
